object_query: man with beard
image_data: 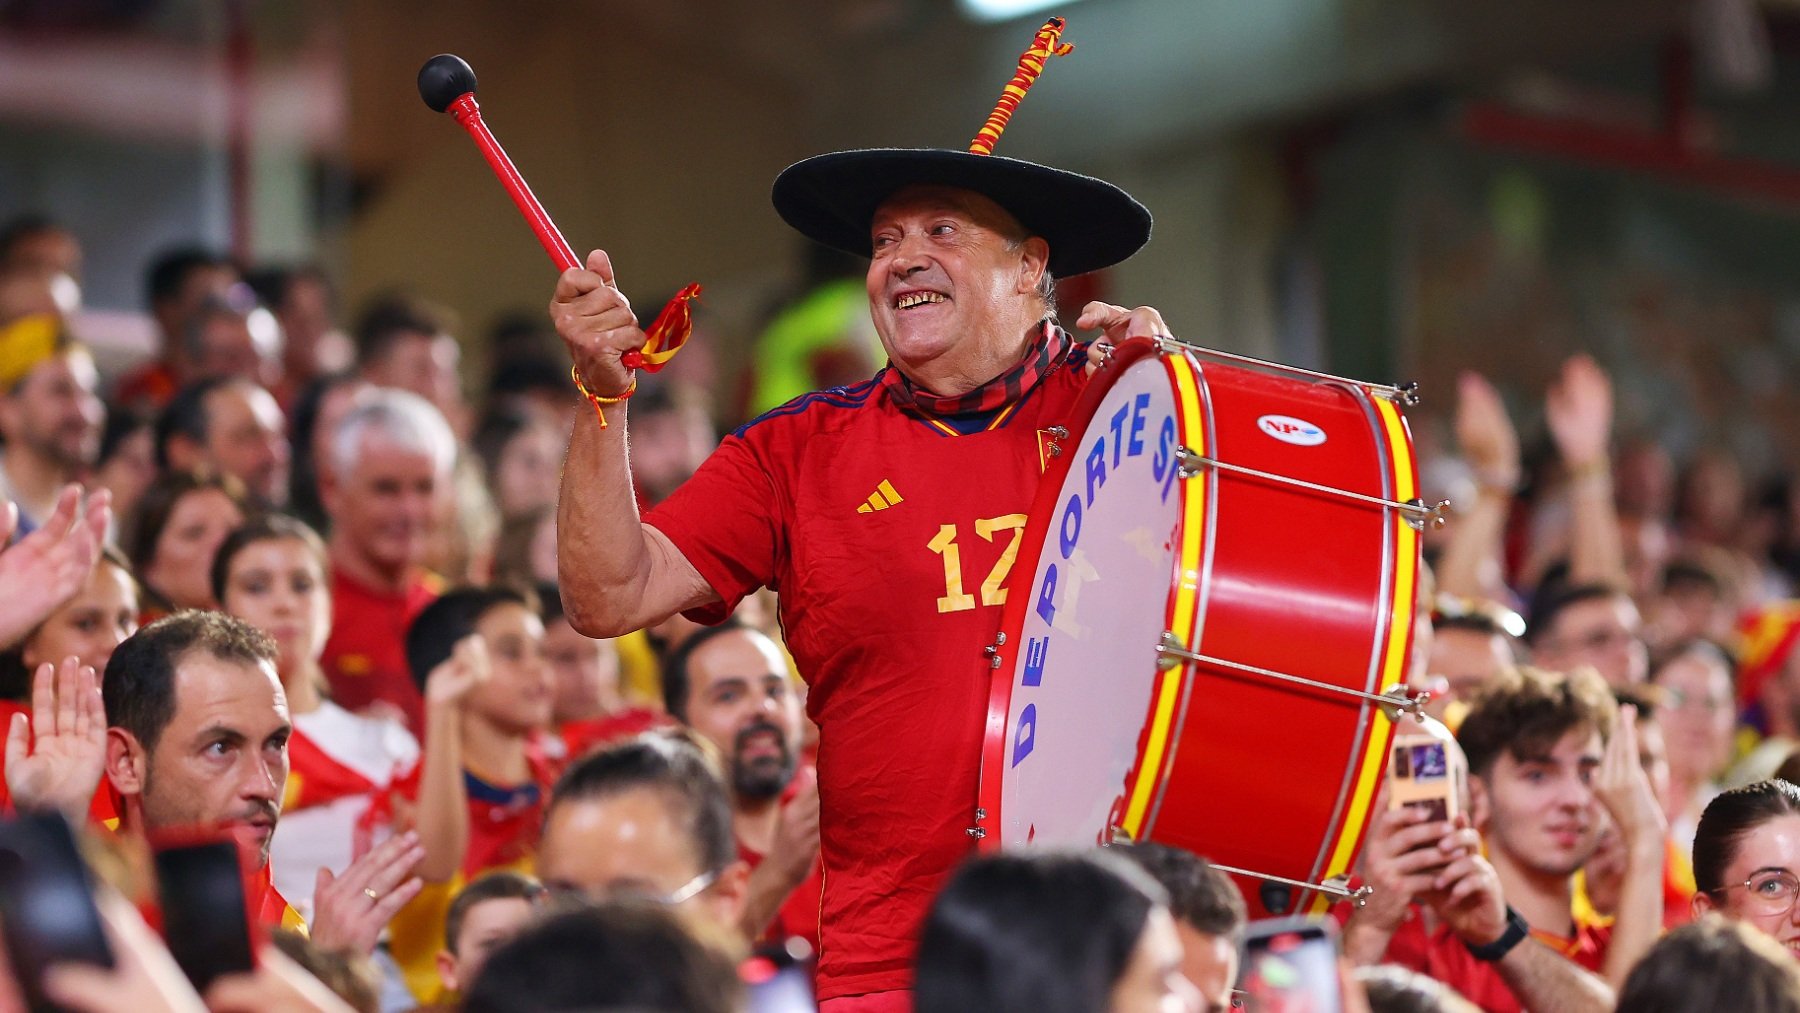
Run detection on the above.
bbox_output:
[1342,666,1664,1012]
[6,611,425,951]
[0,312,104,533]
[663,620,821,952]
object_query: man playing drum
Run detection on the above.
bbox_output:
[550,143,1165,1009]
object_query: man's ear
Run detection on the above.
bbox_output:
[318,466,342,519]
[1015,236,1050,296]
[105,727,146,797]
[707,858,752,935]
[164,434,204,474]
[436,950,461,994]
[1468,773,1491,833]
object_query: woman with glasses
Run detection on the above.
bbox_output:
[1692,778,1800,954]
[1652,639,1739,855]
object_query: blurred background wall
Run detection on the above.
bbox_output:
[7,0,1800,477]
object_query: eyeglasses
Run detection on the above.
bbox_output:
[660,867,721,906]
[1661,687,1733,713]
[1712,869,1800,917]
[547,867,720,907]
[1553,627,1643,655]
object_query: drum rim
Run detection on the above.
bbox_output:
[974,335,1189,851]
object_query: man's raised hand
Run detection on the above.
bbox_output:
[5,656,106,820]
[1455,371,1521,491]
[549,249,642,401]
[1545,354,1613,471]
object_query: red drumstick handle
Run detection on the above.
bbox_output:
[446,94,580,272]
[420,55,645,370]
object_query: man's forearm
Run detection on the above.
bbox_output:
[557,405,655,637]
[1566,465,1627,590]
[1433,490,1511,603]
[1339,910,1402,968]
[1599,842,1665,989]
[1494,938,1615,1013]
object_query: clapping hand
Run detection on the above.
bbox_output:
[307,830,426,956]
[0,486,110,651]
[1545,355,1613,471]
[1455,371,1520,490]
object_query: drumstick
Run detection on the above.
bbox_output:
[418,54,695,372]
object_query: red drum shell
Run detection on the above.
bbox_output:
[977,337,1420,918]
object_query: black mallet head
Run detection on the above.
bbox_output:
[418,54,477,113]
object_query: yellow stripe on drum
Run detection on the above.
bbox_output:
[1123,353,1208,839]
[1306,397,1420,913]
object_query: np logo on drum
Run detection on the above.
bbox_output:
[1257,414,1326,446]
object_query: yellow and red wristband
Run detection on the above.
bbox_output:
[570,364,636,429]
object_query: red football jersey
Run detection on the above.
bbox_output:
[319,570,440,734]
[1338,901,1611,1013]
[647,338,1090,999]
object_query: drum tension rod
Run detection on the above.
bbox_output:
[1153,336,1421,407]
[1174,447,1450,531]
[1207,863,1374,908]
[1156,633,1427,719]
[1107,828,1370,907]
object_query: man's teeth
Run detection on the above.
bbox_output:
[896,292,946,309]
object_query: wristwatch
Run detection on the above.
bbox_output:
[1463,906,1530,962]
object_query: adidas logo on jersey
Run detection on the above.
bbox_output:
[856,480,904,513]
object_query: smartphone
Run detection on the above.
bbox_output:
[1387,711,1467,828]
[0,811,114,1011]
[1239,916,1343,1013]
[151,835,258,992]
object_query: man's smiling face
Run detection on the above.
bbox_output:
[865,185,1048,383]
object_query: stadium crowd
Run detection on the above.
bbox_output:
[4,198,1800,1013]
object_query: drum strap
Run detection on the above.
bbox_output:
[879,320,1072,423]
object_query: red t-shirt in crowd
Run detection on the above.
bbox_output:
[1371,904,1610,1013]
[112,360,180,413]
[557,707,674,768]
[319,569,440,734]
[646,331,1090,1000]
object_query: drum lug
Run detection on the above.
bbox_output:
[1173,445,1203,480]
[1376,684,1430,724]
[1387,380,1422,408]
[983,634,1007,670]
[966,808,988,839]
[1402,497,1451,532]
[1044,426,1068,459]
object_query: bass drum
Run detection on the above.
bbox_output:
[974,336,1426,917]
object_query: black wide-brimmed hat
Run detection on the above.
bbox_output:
[769,17,1150,279]
[771,148,1152,279]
